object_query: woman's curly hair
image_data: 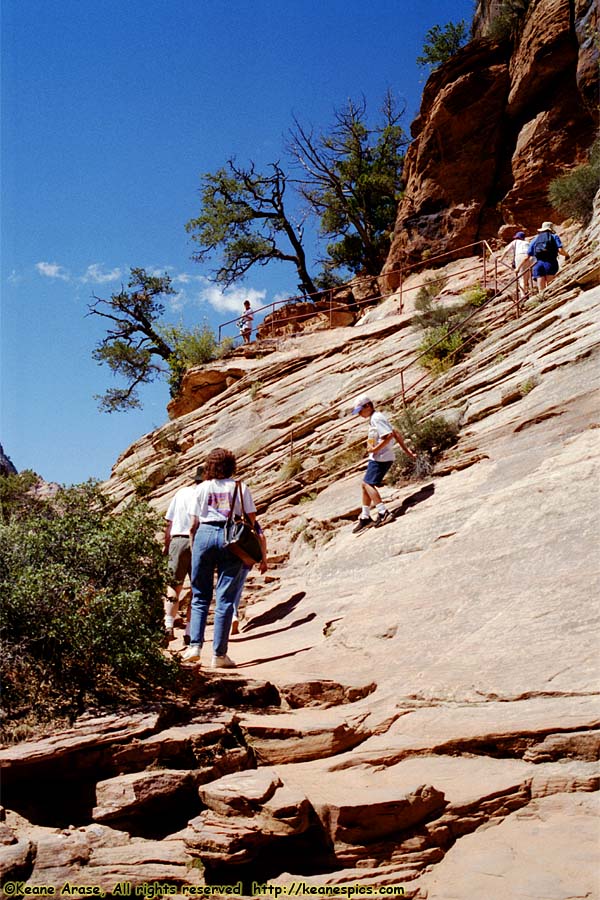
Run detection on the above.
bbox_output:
[203,448,237,480]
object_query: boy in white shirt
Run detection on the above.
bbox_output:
[351,394,416,533]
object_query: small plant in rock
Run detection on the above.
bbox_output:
[279,455,303,480]
[126,464,154,498]
[461,282,490,308]
[250,380,264,401]
[389,404,460,481]
[519,376,539,396]
[418,324,465,373]
[415,275,448,305]
[487,0,530,41]
[327,443,365,473]
[299,491,319,504]
[216,336,236,358]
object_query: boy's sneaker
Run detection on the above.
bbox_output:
[182,645,201,663]
[211,654,237,669]
[352,517,372,534]
[374,509,393,528]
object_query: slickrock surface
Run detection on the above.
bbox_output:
[3,207,599,895]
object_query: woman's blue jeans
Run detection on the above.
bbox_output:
[190,524,244,656]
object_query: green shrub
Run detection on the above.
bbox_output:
[461,282,489,307]
[0,480,175,732]
[216,336,236,358]
[417,20,469,70]
[0,470,41,524]
[159,323,219,396]
[487,0,530,41]
[548,139,600,224]
[250,380,264,401]
[415,275,447,305]
[418,324,466,373]
[390,404,460,480]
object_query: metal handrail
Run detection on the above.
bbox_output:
[216,239,497,342]
[234,263,525,491]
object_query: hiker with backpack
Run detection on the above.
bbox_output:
[351,394,416,534]
[528,222,570,292]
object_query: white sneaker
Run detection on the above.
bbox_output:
[211,654,237,669]
[182,645,201,663]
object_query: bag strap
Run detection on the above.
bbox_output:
[227,481,240,524]
[236,480,247,518]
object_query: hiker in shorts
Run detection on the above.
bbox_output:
[238,300,254,344]
[351,394,416,534]
[528,221,570,292]
[498,230,533,297]
[163,466,203,641]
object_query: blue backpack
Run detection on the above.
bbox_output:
[534,231,558,262]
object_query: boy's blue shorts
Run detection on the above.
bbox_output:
[364,459,393,486]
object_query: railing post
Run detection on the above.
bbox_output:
[399,269,403,315]
[329,289,333,329]
[400,370,406,405]
[483,246,487,291]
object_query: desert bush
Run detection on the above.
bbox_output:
[548,139,600,224]
[0,470,41,524]
[487,0,530,41]
[0,480,175,731]
[390,404,460,480]
[250,380,264,401]
[160,323,219,396]
[461,282,490,307]
[418,324,466,373]
[279,455,303,480]
[216,336,236,358]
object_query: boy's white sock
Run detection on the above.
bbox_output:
[361,506,371,518]
[376,502,387,514]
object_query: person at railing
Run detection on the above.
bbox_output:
[498,230,533,297]
[351,394,416,534]
[528,221,571,293]
[238,300,254,343]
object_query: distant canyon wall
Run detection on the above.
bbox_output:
[382,0,599,282]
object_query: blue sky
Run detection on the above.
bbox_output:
[2,0,474,485]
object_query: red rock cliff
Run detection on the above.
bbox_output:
[382,0,599,282]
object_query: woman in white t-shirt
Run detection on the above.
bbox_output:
[499,230,533,296]
[183,448,263,668]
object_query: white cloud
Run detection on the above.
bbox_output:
[197,283,267,315]
[81,264,123,284]
[7,270,22,285]
[36,261,71,281]
[166,272,267,316]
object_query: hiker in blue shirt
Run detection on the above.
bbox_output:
[528,221,570,292]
